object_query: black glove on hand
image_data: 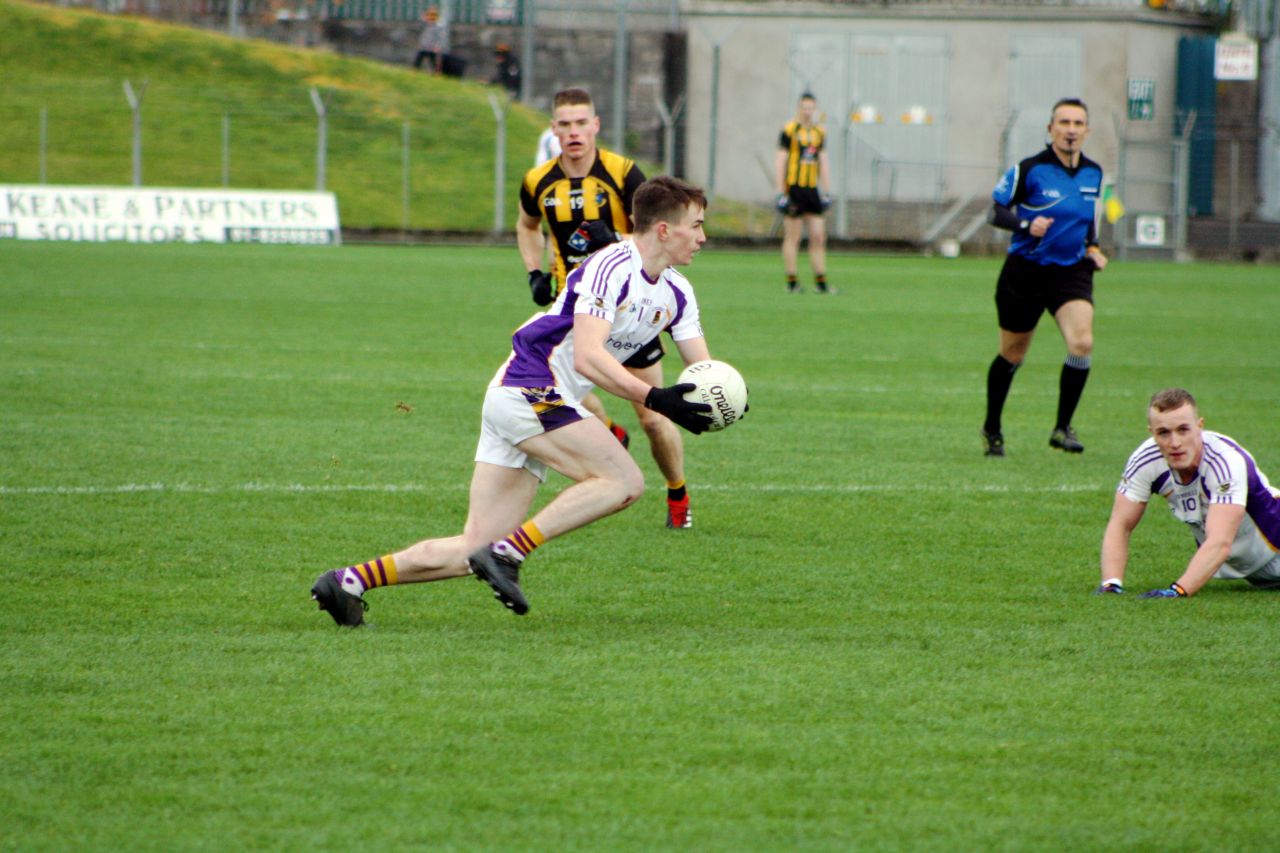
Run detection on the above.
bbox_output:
[528,270,554,306]
[644,383,713,435]
[576,219,619,254]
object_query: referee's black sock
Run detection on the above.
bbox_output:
[984,354,1020,435]
[1056,354,1091,431]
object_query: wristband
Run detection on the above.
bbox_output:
[1102,577,1123,588]
[1171,582,1188,597]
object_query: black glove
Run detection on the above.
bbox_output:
[775,193,790,213]
[1093,580,1124,595]
[528,270,554,306]
[819,193,832,212]
[576,219,619,254]
[644,383,713,435]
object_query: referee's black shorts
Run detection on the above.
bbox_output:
[995,253,1095,333]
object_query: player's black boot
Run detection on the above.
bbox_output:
[311,570,368,627]
[980,427,1005,458]
[1050,426,1085,453]
[468,546,529,615]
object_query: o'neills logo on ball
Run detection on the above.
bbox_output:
[708,383,736,424]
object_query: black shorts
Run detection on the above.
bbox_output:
[622,336,665,369]
[784,187,825,218]
[995,253,1095,333]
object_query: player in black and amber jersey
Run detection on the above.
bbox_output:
[519,142,643,289]
[774,92,833,294]
[515,89,695,529]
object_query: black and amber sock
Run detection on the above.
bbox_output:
[815,274,829,292]
[666,480,687,503]
[785,275,799,293]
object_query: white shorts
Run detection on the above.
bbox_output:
[1214,552,1280,586]
[474,385,591,482]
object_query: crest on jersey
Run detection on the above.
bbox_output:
[1218,482,1232,494]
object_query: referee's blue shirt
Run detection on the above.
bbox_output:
[993,147,1102,267]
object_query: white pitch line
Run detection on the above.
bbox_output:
[0,481,1108,496]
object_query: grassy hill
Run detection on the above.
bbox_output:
[0,0,548,231]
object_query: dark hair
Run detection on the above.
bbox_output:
[1051,97,1088,119]
[632,177,708,234]
[1149,388,1197,413]
[553,88,593,110]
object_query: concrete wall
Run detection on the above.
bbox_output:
[684,1,1214,229]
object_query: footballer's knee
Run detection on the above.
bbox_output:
[613,467,645,509]
[635,405,673,438]
[999,336,1032,364]
[1067,334,1093,358]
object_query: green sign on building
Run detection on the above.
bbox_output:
[1127,79,1156,121]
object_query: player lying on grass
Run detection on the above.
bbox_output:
[311,177,716,626]
[1097,388,1280,598]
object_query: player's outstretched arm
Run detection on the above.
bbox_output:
[1143,503,1246,598]
[1097,493,1146,594]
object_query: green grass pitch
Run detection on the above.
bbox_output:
[3,240,1279,851]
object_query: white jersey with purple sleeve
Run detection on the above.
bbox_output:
[1117,431,1280,577]
[492,239,702,405]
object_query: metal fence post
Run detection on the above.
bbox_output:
[489,92,507,234]
[612,0,630,153]
[654,92,684,177]
[1228,138,1240,253]
[123,79,148,187]
[39,106,48,184]
[708,42,720,197]
[221,112,231,187]
[310,87,327,192]
[1121,136,1131,261]
[838,104,851,238]
[520,0,535,104]
[402,120,411,234]
[1174,110,1195,262]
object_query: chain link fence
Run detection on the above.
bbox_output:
[0,79,541,234]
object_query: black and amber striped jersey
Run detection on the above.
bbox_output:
[519,148,645,285]
[778,121,825,190]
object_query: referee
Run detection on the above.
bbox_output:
[981,97,1108,457]
[775,92,833,294]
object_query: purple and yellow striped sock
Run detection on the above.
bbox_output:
[500,522,546,562]
[342,555,398,594]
